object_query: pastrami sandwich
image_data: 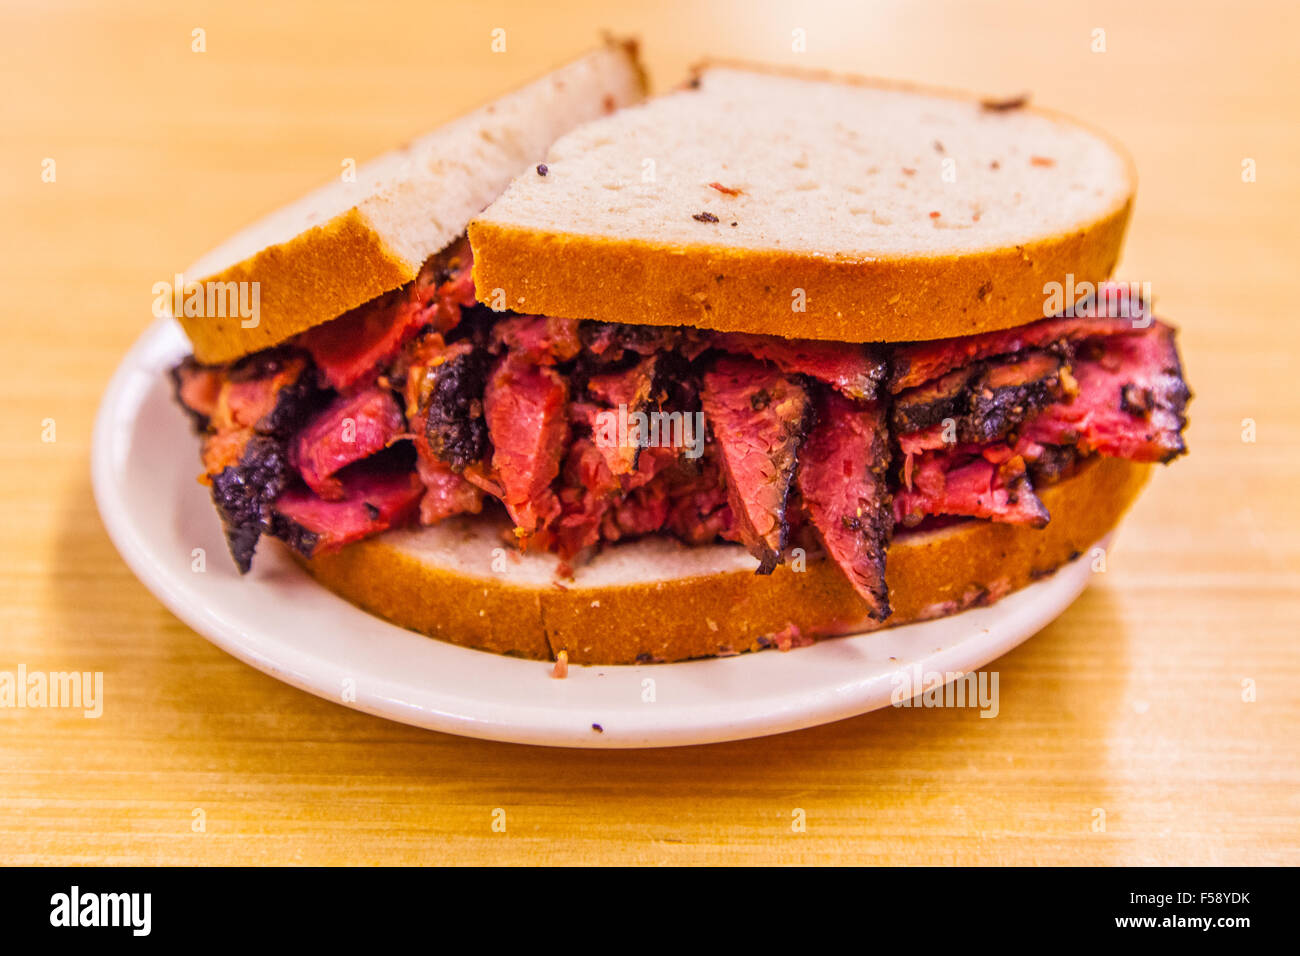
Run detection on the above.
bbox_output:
[172,59,1190,666]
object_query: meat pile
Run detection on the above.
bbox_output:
[173,242,1189,622]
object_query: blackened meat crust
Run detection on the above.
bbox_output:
[210,435,295,573]
[890,366,979,433]
[423,347,491,470]
[891,350,1068,444]
[961,351,1069,443]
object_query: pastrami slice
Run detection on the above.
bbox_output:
[709,331,886,400]
[700,357,812,574]
[796,392,892,620]
[894,451,1049,528]
[887,283,1148,393]
[413,340,490,471]
[483,352,570,536]
[271,468,425,557]
[290,387,406,500]
[1019,322,1189,463]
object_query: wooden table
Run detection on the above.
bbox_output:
[3,0,1297,865]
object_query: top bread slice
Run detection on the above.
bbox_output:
[469,62,1137,342]
[179,40,646,364]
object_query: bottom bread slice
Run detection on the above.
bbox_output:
[296,455,1151,664]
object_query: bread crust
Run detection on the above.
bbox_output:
[180,209,415,364]
[297,455,1151,664]
[469,201,1132,343]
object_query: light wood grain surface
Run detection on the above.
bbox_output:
[3,0,1298,865]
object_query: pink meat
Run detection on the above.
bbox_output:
[796,392,892,620]
[297,240,476,390]
[490,314,582,365]
[1018,322,1190,463]
[273,468,424,555]
[894,451,1047,528]
[483,353,569,537]
[414,448,484,525]
[700,357,812,573]
[888,283,1148,392]
[290,387,405,500]
[710,331,885,400]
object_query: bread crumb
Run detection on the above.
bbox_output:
[551,650,569,679]
[692,211,720,223]
[590,599,601,608]
[708,181,743,196]
[1030,155,1057,167]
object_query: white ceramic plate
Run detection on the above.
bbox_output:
[93,318,1106,748]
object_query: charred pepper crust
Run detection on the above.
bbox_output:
[745,376,816,575]
[858,410,895,619]
[258,363,326,438]
[961,357,1067,443]
[210,435,296,573]
[890,354,1067,444]
[423,347,491,470]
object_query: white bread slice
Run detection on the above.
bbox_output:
[179,40,646,364]
[296,456,1151,664]
[470,62,1136,343]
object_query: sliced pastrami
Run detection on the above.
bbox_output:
[271,467,424,558]
[214,351,314,435]
[892,349,1072,447]
[290,387,405,500]
[894,450,1048,528]
[483,353,569,537]
[890,365,980,434]
[586,353,660,409]
[710,332,886,400]
[796,392,892,620]
[553,438,619,559]
[412,340,490,471]
[700,357,812,573]
[962,349,1072,442]
[887,284,1148,393]
[209,435,296,573]
[578,354,663,479]
[602,481,672,543]
[579,321,682,363]
[197,353,322,479]
[296,239,476,391]
[490,314,582,365]
[414,448,484,525]
[1019,322,1189,463]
